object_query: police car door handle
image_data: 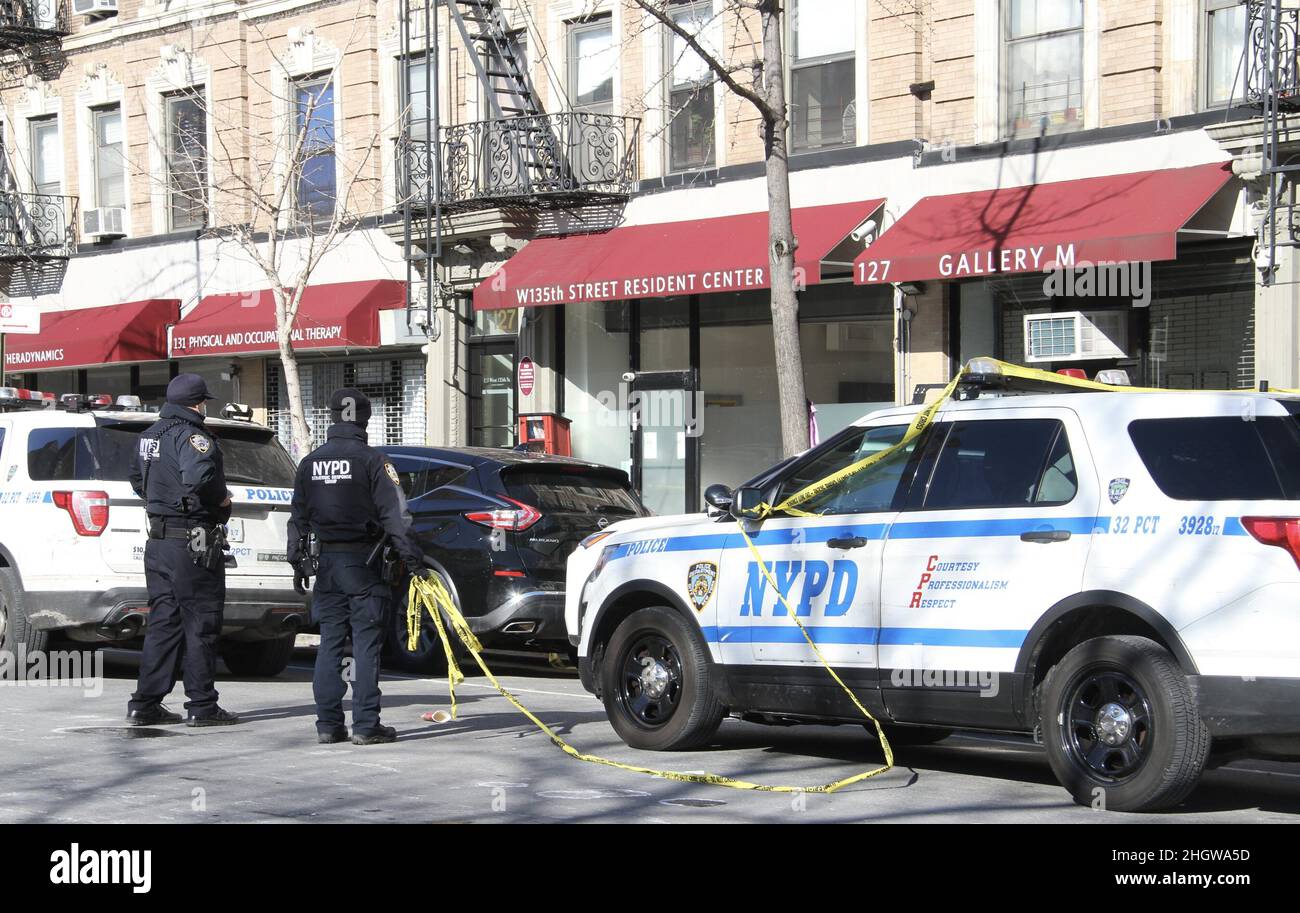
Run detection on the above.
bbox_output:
[828,535,868,550]
[1020,529,1072,543]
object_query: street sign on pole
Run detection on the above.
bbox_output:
[0,303,41,335]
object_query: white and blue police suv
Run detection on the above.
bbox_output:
[0,388,308,677]
[567,362,1300,811]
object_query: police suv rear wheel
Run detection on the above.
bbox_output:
[1040,635,1210,812]
[219,635,295,678]
[0,568,48,679]
[601,606,724,751]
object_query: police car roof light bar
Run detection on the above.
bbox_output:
[0,387,56,410]
[221,402,254,421]
[58,393,115,413]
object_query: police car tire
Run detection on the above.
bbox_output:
[0,568,49,679]
[600,606,724,751]
[218,635,295,678]
[1040,635,1210,813]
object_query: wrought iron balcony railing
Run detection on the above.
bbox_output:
[398,112,639,213]
[0,0,69,44]
[0,190,77,260]
[1246,0,1300,108]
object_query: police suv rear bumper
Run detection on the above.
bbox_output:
[1192,675,1300,737]
[25,587,310,641]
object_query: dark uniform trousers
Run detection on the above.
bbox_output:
[130,536,225,715]
[313,549,390,735]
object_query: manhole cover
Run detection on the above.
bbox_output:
[659,798,727,808]
[63,727,180,739]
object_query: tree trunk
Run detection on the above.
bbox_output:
[275,290,312,459]
[762,3,810,458]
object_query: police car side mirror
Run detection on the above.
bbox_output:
[704,484,733,512]
[730,487,766,520]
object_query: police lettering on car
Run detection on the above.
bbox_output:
[288,388,427,746]
[126,373,240,728]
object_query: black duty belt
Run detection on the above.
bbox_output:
[149,517,219,541]
[319,542,380,555]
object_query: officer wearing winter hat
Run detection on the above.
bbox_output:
[127,373,240,727]
[287,388,425,745]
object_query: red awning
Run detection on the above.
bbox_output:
[473,199,886,311]
[3,299,178,372]
[171,280,406,357]
[854,163,1235,285]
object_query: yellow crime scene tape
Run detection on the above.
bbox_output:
[406,356,1296,794]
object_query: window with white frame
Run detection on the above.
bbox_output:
[92,105,125,209]
[403,54,431,140]
[790,0,856,153]
[1003,0,1084,137]
[292,75,337,220]
[165,89,207,231]
[666,1,714,171]
[1203,0,1247,108]
[29,116,60,196]
[569,16,615,114]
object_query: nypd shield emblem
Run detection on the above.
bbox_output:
[189,434,211,454]
[687,561,718,612]
[1108,477,1130,505]
[385,463,401,486]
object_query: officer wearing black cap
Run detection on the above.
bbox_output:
[126,373,240,727]
[288,388,425,745]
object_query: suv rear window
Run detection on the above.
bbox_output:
[503,467,644,516]
[1129,417,1300,501]
[90,421,297,488]
[27,428,97,481]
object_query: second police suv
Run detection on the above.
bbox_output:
[566,359,1300,812]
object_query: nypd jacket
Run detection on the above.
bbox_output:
[286,423,424,569]
[130,403,229,524]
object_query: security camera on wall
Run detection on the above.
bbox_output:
[851,218,878,246]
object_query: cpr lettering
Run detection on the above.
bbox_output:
[910,554,939,608]
[740,560,858,617]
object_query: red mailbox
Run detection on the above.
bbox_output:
[518,412,572,456]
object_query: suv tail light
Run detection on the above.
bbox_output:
[1241,517,1300,568]
[52,490,110,537]
[465,496,542,532]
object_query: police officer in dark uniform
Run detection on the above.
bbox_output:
[288,388,424,745]
[126,374,241,727]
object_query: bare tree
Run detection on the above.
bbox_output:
[139,10,391,460]
[631,0,808,456]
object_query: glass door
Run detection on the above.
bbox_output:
[470,341,517,448]
[629,368,698,516]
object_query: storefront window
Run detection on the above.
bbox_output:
[563,300,632,477]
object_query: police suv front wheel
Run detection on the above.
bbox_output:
[1040,635,1210,813]
[601,606,724,751]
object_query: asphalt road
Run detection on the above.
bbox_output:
[0,648,1297,823]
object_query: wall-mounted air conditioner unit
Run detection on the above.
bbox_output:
[83,207,126,240]
[72,0,117,17]
[1024,310,1128,363]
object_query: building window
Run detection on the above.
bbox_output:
[1004,0,1084,137]
[1204,0,1247,107]
[93,105,125,209]
[403,55,431,140]
[29,116,60,196]
[569,17,615,114]
[165,90,207,231]
[666,1,714,171]
[293,76,337,220]
[790,0,856,153]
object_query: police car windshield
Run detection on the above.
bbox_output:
[93,421,297,488]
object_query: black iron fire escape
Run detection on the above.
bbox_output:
[397,0,639,328]
[0,0,75,298]
[1244,0,1300,283]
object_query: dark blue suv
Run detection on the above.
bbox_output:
[379,446,648,672]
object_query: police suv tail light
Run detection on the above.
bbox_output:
[1241,517,1300,568]
[464,496,542,532]
[51,490,110,537]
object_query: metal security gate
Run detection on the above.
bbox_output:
[266,356,427,451]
